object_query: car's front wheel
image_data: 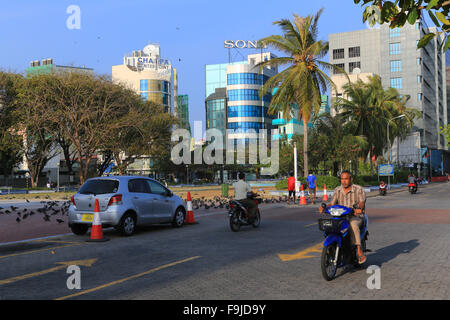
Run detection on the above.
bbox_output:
[116,212,137,236]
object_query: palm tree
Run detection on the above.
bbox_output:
[311,112,368,175]
[258,9,338,176]
[335,75,419,174]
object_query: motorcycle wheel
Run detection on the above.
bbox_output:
[252,210,261,228]
[321,244,338,281]
[229,211,241,232]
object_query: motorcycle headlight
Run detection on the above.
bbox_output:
[329,208,345,216]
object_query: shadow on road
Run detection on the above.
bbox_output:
[368,239,420,267]
[335,239,420,279]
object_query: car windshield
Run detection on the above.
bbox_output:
[79,179,119,195]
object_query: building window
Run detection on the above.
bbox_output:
[417,75,422,84]
[228,89,271,102]
[333,63,345,74]
[333,48,344,60]
[227,105,267,118]
[417,93,422,101]
[349,61,361,73]
[417,57,422,65]
[140,79,148,91]
[348,46,360,58]
[140,92,148,100]
[389,27,401,38]
[227,73,268,85]
[390,60,402,72]
[390,77,402,89]
[389,42,401,55]
[415,22,420,30]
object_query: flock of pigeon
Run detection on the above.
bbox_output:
[186,193,294,210]
[0,199,71,224]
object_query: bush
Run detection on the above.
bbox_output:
[276,176,340,190]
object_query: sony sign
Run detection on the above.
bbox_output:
[224,40,266,49]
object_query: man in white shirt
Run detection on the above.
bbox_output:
[232,173,257,221]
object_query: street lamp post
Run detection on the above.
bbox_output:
[56,162,60,192]
[387,115,406,189]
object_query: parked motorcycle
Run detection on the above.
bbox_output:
[379,182,387,196]
[318,203,369,281]
[408,182,418,194]
[228,192,262,232]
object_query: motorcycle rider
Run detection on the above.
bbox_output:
[232,173,257,222]
[379,180,386,194]
[408,173,419,193]
[319,171,367,264]
[408,173,418,186]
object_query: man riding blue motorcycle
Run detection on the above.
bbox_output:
[319,171,367,265]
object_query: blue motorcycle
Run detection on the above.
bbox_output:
[318,203,369,281]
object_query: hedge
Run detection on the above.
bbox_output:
[276,176,340,190]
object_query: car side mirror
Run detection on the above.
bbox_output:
[166,190,173,197]
[321,203,327,209]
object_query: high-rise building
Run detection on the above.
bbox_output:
[112,43,176,113]
[26,58,93,77]
[329,19,448,175]
[176,94,191,133]
[271,95,329,141]
[205,87,227,144]
[205,52,278,145]
[329,20,447,150]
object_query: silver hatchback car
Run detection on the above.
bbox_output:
[68,176,186,236]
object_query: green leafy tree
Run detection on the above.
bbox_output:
[355,0,450,50]
[15,74,58,187]
[259,9,338,176]
[0,72,23,183]
[440,125,450,146]
[335,75,419,174]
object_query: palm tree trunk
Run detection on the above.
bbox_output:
[303,123,309,177]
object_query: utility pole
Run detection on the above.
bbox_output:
[294,142,298,194]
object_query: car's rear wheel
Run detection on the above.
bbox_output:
[172,207,185,228]
[70,223,89,235]
[117,212,136,236]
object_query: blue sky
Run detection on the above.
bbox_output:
[1,0,372,130]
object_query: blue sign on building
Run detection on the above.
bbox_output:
[378,164,394,176]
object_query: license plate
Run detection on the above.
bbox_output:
[81,214,94,222]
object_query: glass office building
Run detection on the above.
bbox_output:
[205,88,227,145]
[176,94,191,133]
[205,52,278,146]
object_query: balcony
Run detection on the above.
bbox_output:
[272,119,286,125]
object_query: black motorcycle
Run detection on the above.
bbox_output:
[228,192,262,232]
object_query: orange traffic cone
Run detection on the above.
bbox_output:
[322,184,329,201]
[185,192,197,224]
[87,199,109,242]
[299,184,307,205]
